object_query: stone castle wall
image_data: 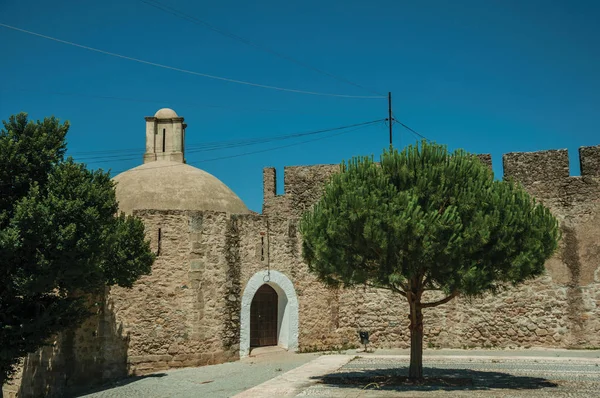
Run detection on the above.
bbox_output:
[109,210,346,373]
[5,145,599,397]
[262,145,600,350]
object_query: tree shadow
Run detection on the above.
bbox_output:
[73,373,168,396]
[313,367,559,392]
[4,289,132,398]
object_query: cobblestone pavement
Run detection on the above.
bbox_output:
[77,350,600,398]
[77,350,319,398]
[298,355,600,397]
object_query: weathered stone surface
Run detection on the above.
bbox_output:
[260,147,600,351]
[580,145,600,177]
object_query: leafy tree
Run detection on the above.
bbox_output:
[0,113,154,391]
[300,141,559,379]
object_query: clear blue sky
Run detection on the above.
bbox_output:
[1,0,598,212]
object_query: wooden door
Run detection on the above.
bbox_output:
[250,284,278,347]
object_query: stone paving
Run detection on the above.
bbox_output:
[78,349,319,398]
[297,355,600,397]
[77,349,600,398]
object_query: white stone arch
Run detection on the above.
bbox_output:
[240,270,298,357]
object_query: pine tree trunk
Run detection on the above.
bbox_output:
[408,299,424,379]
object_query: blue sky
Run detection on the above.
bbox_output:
[1,0,598,212]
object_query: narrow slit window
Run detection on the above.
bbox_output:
[157,227,162,256]
[162,129,166,152]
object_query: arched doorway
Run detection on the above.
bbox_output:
[250,284,278,347]
[240,270,299,357]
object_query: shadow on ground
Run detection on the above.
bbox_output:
[75,373,167,397]
[313,367,559,392]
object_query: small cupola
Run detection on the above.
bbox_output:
[143,108,187,163]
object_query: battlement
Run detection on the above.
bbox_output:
[502,149,570,185]
[579,145,600,177]
[502,145,600,184]
[263,145,600,217]
[263,164,341,200]
[263,164,340,217]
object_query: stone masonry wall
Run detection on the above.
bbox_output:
[5,145,599,397]
[235,214,344,351]
[263,154,493,219]
[3,293,129,398]
[263,145,600,350]
[107,210,239,376]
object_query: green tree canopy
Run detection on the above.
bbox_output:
[300,141,559,379]
[0,113,154,388]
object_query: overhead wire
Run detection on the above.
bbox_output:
[193,121,382,164]
[184,119,384,152]
[139,0,384,97]
[0,119,383,187]
[0,23,385,99]
[107,119,385,174]
[392,115,431,141]
[73,119,383,160]
[78,119,385,163]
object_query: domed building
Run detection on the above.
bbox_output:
[103,109,314,378]
[113,108,249,215]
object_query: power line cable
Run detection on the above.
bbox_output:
[108,119,383,174]
[392,116,431,141]
[193,122,381,164]
[182,119,383,153]
[79,119,384,163]
[140,0,384,97]
[0,23,385,99]
[0,120,384,187]
[73,119,382,160]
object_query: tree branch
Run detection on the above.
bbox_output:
[363,282,406,297]
[419,291,459,308]
[391,286,407,298]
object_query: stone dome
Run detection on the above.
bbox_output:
[154,108,178,119]
[113,161,250,214]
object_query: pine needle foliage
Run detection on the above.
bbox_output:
[300,140,560,378]
[0,113,155,388]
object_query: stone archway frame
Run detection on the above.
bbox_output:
[240,270,299,357]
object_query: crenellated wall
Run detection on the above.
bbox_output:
[264,146,599,217]
[263,154,494,218]
[263,164,340,218]
[261,145,600,350]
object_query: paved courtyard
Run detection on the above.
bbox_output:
[295,355,600,397]
[79,349,600,398]
[78,349,319,398]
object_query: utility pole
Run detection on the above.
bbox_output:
[388,92,393,148]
